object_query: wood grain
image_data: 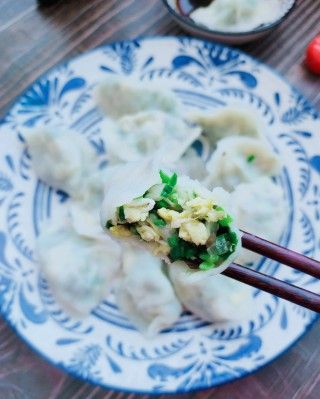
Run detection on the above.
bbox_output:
[241,232,320,279]
[0,0,320,398]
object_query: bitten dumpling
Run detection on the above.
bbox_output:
[101,161,241,282]
[36,215,122,317]
[100,110,200,164]
[115,244,182,337]
[24,126,99,200]
[169,261,254,322]
[205,136,280,191]
[232,177,288,265]
[95,75,181,119]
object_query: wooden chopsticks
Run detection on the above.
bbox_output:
[222,263,320,313]
[222,231,320,313]
[242,231,320,279]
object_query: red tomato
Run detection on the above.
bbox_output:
[306,35,320,75]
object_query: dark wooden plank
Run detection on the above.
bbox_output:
[0,1,319,398]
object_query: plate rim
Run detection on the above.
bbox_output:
[0,35,319,394]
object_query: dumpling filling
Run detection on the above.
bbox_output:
[104,170,240,271]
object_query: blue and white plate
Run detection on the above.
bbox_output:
[0,37,319,394]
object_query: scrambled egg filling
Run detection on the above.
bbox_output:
[136,224,160,242]
[179,220,209,246]
[106,171,238,270]
[123,198,155,223]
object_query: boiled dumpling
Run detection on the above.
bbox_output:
[68,200,103,239]
[101,161,241,283]
[173,147,208,181]
[189,107,263,147]
[232,177,287,265]
[64,166,119,242]
[100,111,201,164]
[115,244,182,337]
[36,214,121,317]
[169,261,254,322]
[190,0,279,32]
[24,126,99,200]
[95,75,181,119]
[205,136,280,191]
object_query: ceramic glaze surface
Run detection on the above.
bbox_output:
[0,37,319,394]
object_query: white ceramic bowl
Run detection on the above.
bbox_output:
[162,0,297,45]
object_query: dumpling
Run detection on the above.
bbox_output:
[189,107,263,147]
[168,261,254,322]
[205,136,280,191]
[232,177,288,265]
[24,126,99,200]
[173,147,208,181]
[68,199,103,239]
[190,0,279,32]
[100,111,201,164]
[36,214,121,317]
[101,161,241,282]
[115,244,182,337]
[95,75,181,119]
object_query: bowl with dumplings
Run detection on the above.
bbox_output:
[163,0,297,44]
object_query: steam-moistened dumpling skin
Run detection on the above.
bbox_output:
[101,161,242,283]
[100,111,201,164]
[232,177,287,265]
[169,261,253,322]
[190,0,280,32]
[189,107,262,147]
[100,160,160,225]
[173,147,208,181]
[205,136,280,191]
[69,200,103,238]
[24,127,98,199]
[95,75,181,119]
[115,245,182,337]
[36,217,121,318]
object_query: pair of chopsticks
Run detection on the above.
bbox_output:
[221,232,320,313]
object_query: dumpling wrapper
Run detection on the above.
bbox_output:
[189,107,263,147]
[205,136,281,191]
[115,244,182,338]
[95,75,181,119]
[232,177,288,265]
[169,261,254,322]
[24,126,99,201]
[100,160,242,283]
[68,166,126,237]
[173,147,208,181]
[100,160,160,224]
[36,214,121,318]
[100,110,201,164]
[69,200,103,239]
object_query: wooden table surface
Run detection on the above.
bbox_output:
[0,0,320,398]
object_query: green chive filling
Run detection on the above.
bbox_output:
[118,205,126,221]
[149,212,166,227]
[107,171,238,271]
[247,154,256,163]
